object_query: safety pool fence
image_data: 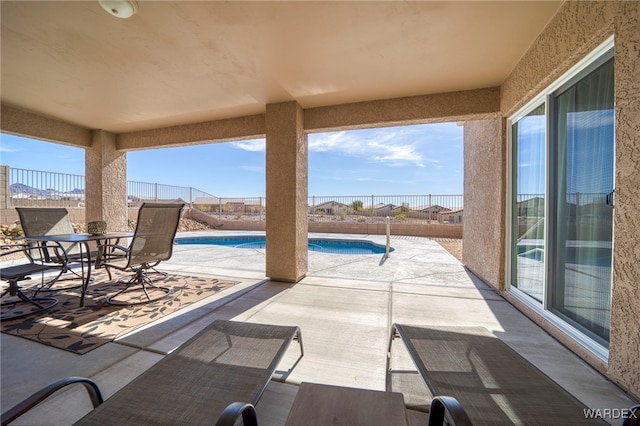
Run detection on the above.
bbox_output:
[5,166,463,225]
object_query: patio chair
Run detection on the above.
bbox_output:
[0,243,63,321]
[387,324,607,425]
[16,207,101,292]
[97,202,184,305]
[1,320,304,425]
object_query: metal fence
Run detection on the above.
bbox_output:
[307,194,463,224]
[8,167,86,208]
[6,167,464,224]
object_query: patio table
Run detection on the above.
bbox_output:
[285,382,409,426]
[24,232,133,307]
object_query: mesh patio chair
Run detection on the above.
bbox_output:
[387,324,608,425]
[1,320,303,425]
[0,242,64,320]
[98,202,184,305]
[16,207,102,292]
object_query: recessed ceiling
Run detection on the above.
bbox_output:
[1,1,562,133]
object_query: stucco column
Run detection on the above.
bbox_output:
[85,130,127,231]
[265,102,308,282]
[462,118,506,289]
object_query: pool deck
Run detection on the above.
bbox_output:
[1,231,636,425]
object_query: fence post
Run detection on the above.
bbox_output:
[370,195,375,221]
[386,216,391,257]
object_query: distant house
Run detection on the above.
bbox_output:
[370,203,396,215]
[309,201,349,216]
[413,204,451,220]
[516,197,544,217]
[441,209,463,224]
[416,204,450,214]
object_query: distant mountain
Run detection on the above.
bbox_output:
[10,183,85,199]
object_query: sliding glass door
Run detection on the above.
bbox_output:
[551,58,614,346]
[509,40,614,351]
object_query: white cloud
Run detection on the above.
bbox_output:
[229,123,461,169]
[309,128,428,167]
[0,145,18,153]
[231,139,265,152]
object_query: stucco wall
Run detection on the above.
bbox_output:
[305,88,500,132]
[86,130,128,231]
[608,1,640,400]
[499,1,640,398]
[462,119,505,289]
[265,102,308,282]
[0,104,91,148]
[0,166,8,211]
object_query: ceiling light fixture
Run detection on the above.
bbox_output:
[98,0,138,19]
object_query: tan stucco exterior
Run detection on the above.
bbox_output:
[462,119,506,290]
[85,130,128,232]
[265,102,308,282]
[0,104,92,148]
[463,1,639,398]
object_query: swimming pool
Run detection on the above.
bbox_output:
[175,235,393,255]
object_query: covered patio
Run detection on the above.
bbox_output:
[1,0,639,422]
[2,232,634,424]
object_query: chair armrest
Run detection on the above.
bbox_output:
[214,402,258,426]
[0,243,30,257]
[428,396,472,426]
[0,377,103,426]
[1,242,67,266]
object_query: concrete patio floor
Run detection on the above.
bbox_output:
[1,231,636,425]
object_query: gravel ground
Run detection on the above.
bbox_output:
[434,238,463,263]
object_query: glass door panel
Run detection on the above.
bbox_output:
[511,104,546,302]
[551,58,614,346]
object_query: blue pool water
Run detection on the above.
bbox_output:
[175,235,393,255]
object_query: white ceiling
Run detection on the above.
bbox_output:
[1,1,562,133]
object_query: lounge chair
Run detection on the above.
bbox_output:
[387,324,608,425]
[0,243,63,320]
[0,319,304,425]
[97,202,184,305]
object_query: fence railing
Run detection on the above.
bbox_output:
[6,167,464,224]
[307,194,463,224]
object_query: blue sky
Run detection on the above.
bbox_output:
[0,122,463,196]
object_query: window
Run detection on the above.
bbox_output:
[509,38,614,357]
